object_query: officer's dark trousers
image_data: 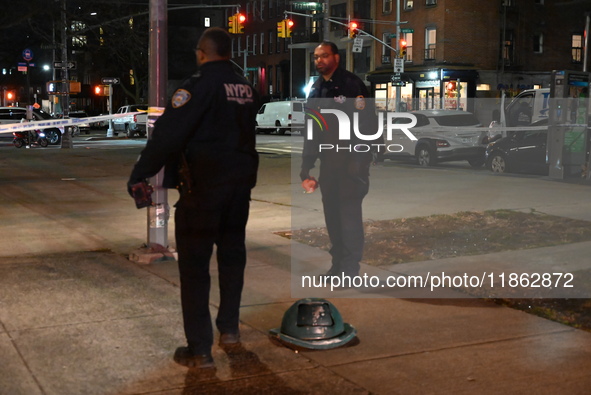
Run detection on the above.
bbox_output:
[174,185,251,355]
[319,168,369,276]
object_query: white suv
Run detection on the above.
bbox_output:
[384,109,487,167]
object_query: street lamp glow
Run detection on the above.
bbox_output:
[43,65,51,71]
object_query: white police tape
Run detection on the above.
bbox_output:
[0,113,140,134]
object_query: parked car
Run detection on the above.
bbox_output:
[256,100,305,134]
[113,105,148,137]
[0,106,63,145]
[68,111,91,135]
[383,109,487,167]
[485,121,549,175]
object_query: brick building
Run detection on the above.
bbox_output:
[369,0,589,112]
[234,0,589,110]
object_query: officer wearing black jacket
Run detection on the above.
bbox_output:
[128,27,259,369]
[300,41,376,279]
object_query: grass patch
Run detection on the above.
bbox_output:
[282,209,591,331]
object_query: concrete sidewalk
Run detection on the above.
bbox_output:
[1,146,591,394]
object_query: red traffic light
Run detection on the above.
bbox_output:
[286,19,294,28]
[349,21,359,38]
[237,13,246,23]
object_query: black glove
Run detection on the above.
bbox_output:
[300,168,310,182]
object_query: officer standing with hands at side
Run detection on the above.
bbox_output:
[300,41,377,280]
[128,27,259,369]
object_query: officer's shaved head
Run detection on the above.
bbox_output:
[197,27,232,62]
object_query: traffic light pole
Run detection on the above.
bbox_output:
[395,0,401,112]
[147,0,170,252]
[60,0,73,149]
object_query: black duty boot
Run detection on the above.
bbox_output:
[173,346,214,368]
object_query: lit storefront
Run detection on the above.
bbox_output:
[368,68,478,113]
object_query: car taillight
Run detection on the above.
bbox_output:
[436,140,450,147]
[133,114,137,122]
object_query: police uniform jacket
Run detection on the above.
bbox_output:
[129,60,259,192]
[302,67,377,175]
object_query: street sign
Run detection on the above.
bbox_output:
[101,77,120,84]
[54,61,77,69]
[22,48,34,62]
[394,58,404,73]
[352,37,363,53]
[401,28,414,33]
[293,2,323,11]
[246,67,258,71]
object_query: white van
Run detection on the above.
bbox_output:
[255,100,304,134]
[504,88,550,126]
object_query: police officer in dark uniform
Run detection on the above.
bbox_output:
[300,41,376,278]
[128,27,259,368]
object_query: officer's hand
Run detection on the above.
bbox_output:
[127,178,143,198]
[299,168,310,182]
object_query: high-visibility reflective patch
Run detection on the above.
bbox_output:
[172,89,191,108]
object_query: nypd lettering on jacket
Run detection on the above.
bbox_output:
[224,83,254,104]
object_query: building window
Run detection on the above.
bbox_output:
[426,0,436,5]
[503,30,515,65]
[404,33,413,62]
[382,32,393,64]
[268,30,274,54]
[572,34,583,63]
[268,0,274,19]
[71,21,87,47]
[383,0,392,14]
[260,32,265,55]
[353,46,371,74]
[405,0,414,10]
[331,3,347,31]
[425,27,436,60]
[253,34,257,55]
[533,33,543,54]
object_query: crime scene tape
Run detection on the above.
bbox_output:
[0,113,140,134]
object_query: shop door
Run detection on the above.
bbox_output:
[418,88,435,110]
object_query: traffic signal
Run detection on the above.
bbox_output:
[278,19,294,38]
[285,19,294,38]
[94,85,109,96]
[348,21,359,39]
[399,39,407,58]
[236,13,246,34]
[277,20,285,38]
[228,14,237,34]
[6,90,15,103]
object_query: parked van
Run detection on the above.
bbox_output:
[504,88,550,127]
[255,100,304,134]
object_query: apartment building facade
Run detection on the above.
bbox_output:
[235,0,588,110]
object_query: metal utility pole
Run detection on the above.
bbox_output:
[395,0,401,112]
[61,0,73,148]
[147,0,170,251]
